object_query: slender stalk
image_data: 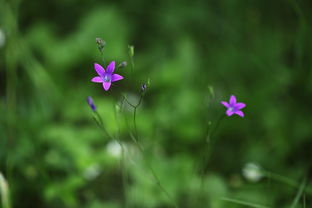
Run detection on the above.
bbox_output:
[99,50,105,65]
[263,171,312,195]
[133,95,143,140]
[125,95,178,208]
[290,178,306,208]
[221,197,270,208]
[198,114,225,208]
[93,110,130,207]
[115,104,129,208]
[129,52,134,82]
[200,114,225,181]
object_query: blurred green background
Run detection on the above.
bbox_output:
[1,0,312,207]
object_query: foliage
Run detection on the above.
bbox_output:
[1,0,312,207]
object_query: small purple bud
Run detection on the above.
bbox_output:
[118,61,127,68]
[87,96,96,112]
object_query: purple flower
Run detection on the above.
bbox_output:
[87,96,96,111]
[91,61,124,91]
[221,95,246,117]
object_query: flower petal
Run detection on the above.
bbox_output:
[94,63,105,76]
[235,110,244,117]
[226,109,234,116]
[103,82,111,91]
[230,95,236,105]
[235,102,246,110]
[91,76,103,83]
[221,101,230,108]
[112,74,123,82]
[106,61,115,74]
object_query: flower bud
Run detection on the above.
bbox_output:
[141,83,147,92]
[128,45,134,57]
[118,61,127,68]
[87,96,96,112]
[96,38,106,51]
[140,83,149,96]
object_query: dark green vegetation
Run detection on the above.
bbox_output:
[1,0,312,207]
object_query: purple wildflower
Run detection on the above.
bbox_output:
[221,95,246,117]
[87,96,96,112]
[91,61,124,91]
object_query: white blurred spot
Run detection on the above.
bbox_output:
[106,140,123,158]
[0,172,9,206]
[0,29,5,48]
[84,164,101,180]
[242,162,263,182]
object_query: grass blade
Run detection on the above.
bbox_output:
[290,178,306,208]
[221,197,270,208]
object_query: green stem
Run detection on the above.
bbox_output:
[264,171,312,195]
[133,95,143,139]
[199,113,225,207]
[290,178,306,208]
[93,109,130,207]
[220,197,270,208]
[114,105,129,208]
[200,114,225,177]
[129,55,134,82]
[99,48,105,65]
[125,95,178,208]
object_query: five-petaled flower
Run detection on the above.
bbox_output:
[91,61,123,91]
[221,95,246,117]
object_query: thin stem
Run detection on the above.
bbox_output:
[124,94,178,208]
[122,95,136,108]
[290,178,306,208]
[220,197,270,208]
[199,113,225,207]
[129,133,178,208]
[129,54,134,82]
[133,95,143,139]
[121,94,143,140]
[115,105,129,208]
[200,114,225,177]
[99,49,105,65]
[263,171,312,195]
[93,109,130,208]
[92,116,112,140]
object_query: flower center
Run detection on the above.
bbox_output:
[103,75,111,82]
[229,107,234,112]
